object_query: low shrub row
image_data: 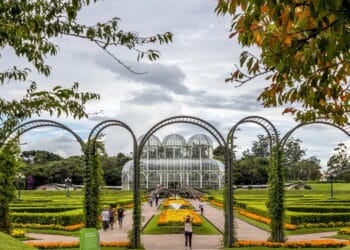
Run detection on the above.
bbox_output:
[26,241,130,249]
[233,240,348,248]
[286,205,350,213]
[11,209,83,226]
[286,212,350,225]
[10,206,80,213]
[12,222,85,231]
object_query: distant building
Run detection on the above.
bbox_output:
[122,134,224,190]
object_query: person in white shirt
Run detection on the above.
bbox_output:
[101,207,110,231]
[184,215,194,249]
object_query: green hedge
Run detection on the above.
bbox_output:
[10,206,80,213]
[11,209,83,226]
[286,212,350,224]
[286,206,350,213]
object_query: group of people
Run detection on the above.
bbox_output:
[148,193,160,207]
[101,206,125,231]
[100,193,206,249]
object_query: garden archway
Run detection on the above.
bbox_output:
[281,121,350,149]
[227,116,283,242]
[87,120,139,248]
[0,119,84,149]
[136,115,232,247]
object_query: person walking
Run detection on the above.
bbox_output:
[108,207,115,230]
[117,205,125,228]
[184,215,193,249]
[155,194,159,207]
[101,207,110,231]
[199,201,204,215]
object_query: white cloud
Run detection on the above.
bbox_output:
[3,0,349,172]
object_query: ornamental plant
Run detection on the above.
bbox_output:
[236,208,297,230]
[10,229,26,238]
[163,198,190,208]
[26,241,130,249]
[233,240,347,248]
[12,223,85,231]
[157,209,202,226]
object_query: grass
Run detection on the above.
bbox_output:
[0,232,37,250]
[142,214,221,235]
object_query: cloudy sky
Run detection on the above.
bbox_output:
[3,0,350,171]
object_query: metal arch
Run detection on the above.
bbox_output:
[227,116,279,150]
[0,119,85,149]
[280,120,350,150]
[137,115,230,245]
[139,116,226,150]
[86,119,139,248]
[225,115,278,246]
[88,119,137,149]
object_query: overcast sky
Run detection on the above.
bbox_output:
[3,0,350,171]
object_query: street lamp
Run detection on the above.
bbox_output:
[65,177,72,197]
[16,173,25,200]
[330,174,334,200]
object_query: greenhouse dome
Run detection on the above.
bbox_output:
[122,133,224,190]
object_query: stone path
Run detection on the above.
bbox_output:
[24,199,346,249]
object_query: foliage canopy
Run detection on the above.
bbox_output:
[216,0,350,125]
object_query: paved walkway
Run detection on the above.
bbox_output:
[24,199,346,249]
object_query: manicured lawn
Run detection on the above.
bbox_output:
[0,232,37,250]
[142,214,221,235]
[206,183,350,234]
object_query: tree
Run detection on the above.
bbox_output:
[252,134,270,158]
[101,153,131,186]
[216,1,350,125]
[0,1,171,236]
[327,143,350,178]
[0,144,22,233]
[298,156,322,181]
[1,0,172,137]
[282,137,305,181]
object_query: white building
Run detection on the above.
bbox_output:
[122,134,225,190]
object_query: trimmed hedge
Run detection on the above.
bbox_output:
[287,206,350,213]
[11,209,83,226]
[10,206,80,213]
[286,212,350,225]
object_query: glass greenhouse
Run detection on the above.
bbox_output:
[122,134,225,190]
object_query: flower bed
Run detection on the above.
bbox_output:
[236,208,298,230]
[26,241,129,249]
[210,200,223,208]
[233,240,347,248]
[10,229,26,238]
[338,228,350,235]
[158,209,202,226]
[12,223,84,231]
[163,198,190,208]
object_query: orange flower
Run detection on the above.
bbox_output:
[234,240,347,248]
[210,200,223,207]
[26,241,130,249]
[236,208,298,230]
[158,209,202,226]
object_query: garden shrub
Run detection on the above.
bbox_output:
[11,209,83,226]
[286,212,350,224]
[10,206,80,213]
[286,206,350,213]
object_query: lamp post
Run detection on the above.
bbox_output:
[330,174,334,200]
[16,173,25,200]
[65,177,72,197]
